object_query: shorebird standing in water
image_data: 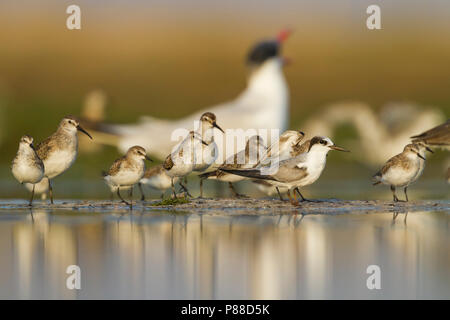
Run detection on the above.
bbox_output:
[163,131,208,198]
[373,143,425,202]
[12,135,45,206]
[222,137,349,205]
[138,164,178,200]
[35,116,92,204]
[199,135,267,198]
[104,146,151,208]
[192,112,224,197]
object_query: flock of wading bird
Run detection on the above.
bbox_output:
[11,113,450,208]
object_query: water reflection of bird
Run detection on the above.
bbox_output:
[81,30,291,161]
[301,102,445,165]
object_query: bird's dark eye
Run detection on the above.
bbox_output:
[320,140,326,145]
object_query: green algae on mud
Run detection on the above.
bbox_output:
[149,197,190,206]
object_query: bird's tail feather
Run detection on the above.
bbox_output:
[372,172,382,185]
[199,171,218,179]
[221,168,272,181]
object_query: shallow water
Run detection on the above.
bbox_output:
[0,207,448,299]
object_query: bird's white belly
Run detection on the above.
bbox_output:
[295,157,326,188]
[44,150,76,179]
[141,174,175,190]
[194,143,217,171]
[382,167,418,187]
[110,170,144,187]
[12,163,43,184]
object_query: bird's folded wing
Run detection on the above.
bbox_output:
[108,156,125,175]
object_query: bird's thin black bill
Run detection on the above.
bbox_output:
[77,125,93,139]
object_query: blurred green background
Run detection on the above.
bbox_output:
[0,0,449,199]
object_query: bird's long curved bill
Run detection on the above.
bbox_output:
[426,147,434,153]
[213,122,224,133]
[77,125,93,139]
[417,153,426,160]
[330,145,350,152]
[145,155,153,162]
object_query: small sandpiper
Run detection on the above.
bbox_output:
[192,112,224,197]
[373,143,425,202]
[11,135,45,206]
[104,145,151,208]
[163,131,208,198]
[199,135,266,198]
[35,116,92,204]
[139,164,179,200]
[222,136,349,205]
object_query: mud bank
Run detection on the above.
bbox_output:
[0,199,449,215]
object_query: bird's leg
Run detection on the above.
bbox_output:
[276,187,284,201]
[48,179,54,205]
[228,182,248,199]
[287,189,299,206]
[129,186,133,209]
[28,184,35,207]
[295,187,315,202]
[138,183,145,201]
[404,187,409,202]
[171,178,177,198]
[391,185,399,202]
[199,178,204,198]
[117,187,131,205]
[110,191,114,202]
[179,180,192,198]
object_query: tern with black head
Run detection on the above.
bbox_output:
[222,136,349,205]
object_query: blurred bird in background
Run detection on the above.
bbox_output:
[300,101,445,166]
[81,30,292,161]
